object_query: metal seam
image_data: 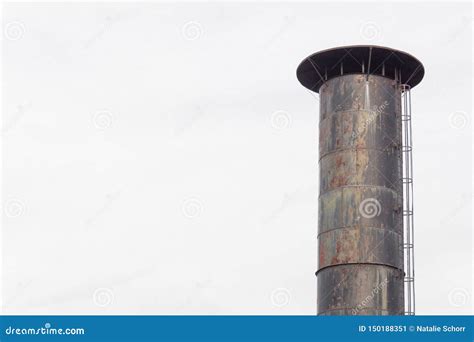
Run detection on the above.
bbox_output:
[315,262,404,276]
[317,225,403,238]
[318,109,398,121]
[318,184,401,199]
[318,147,400,163]
[317,307,398,316]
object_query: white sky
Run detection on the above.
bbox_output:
[1,1,472,315]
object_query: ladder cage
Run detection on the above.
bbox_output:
[400,84,415,315]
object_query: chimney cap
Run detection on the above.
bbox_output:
[296,45,424,93]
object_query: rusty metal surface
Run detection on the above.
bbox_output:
[319,74,399,120]
[317,74,404,315]
[318,227,402,270]
[319,308,395,316]
[319,110,399,156]
[319,150,400,194]
[317,264,404,315]
[319,187,402,234]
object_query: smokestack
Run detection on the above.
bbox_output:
[296,45,424,315]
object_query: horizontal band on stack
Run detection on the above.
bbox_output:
[317,264,404,315]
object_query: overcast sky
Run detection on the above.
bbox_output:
[1,1,472,315]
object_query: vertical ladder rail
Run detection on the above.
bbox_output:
[401,84,415,315]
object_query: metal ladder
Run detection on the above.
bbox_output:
[401,84,415,315]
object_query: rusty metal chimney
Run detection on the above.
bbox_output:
[296,45,424,315]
